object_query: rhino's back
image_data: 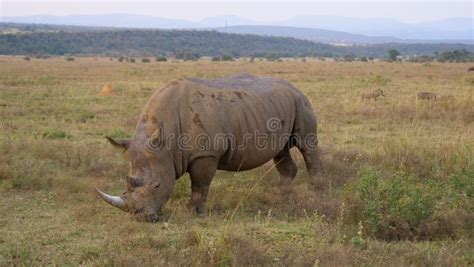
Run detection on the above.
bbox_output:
[186,73,294,93]
[146,74,311,172]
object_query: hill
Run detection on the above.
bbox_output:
[215,25,472,45]
[1,14,472,42]
[0,24,473,58]
[215,25,401,45]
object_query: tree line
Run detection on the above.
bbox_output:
[0,27,473,59]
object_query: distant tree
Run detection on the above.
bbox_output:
[437,49,472,62]
[175,50,200,61]
[408,55,434,63]
[388,49,400,61]
[265,53,280,61]
[343,55,354,62]
[221,54,233,61]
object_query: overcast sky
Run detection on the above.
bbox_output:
[1,1,472,23]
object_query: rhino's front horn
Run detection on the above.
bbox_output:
[95,187,126,211]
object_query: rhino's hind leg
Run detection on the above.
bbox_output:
[188,157,217,214]
[273,147,297,184]
[300,148,324,190]
[293,106,324,190]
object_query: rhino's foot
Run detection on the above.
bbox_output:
[195,205,206,216]
[310,175,327,192]
[188,202,206,216]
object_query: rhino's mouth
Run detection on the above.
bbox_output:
[134,212,160,223]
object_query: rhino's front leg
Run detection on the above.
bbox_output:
[188,157,218,214]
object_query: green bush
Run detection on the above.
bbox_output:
[221,54,233,61]
[155,56,167,62]
[449,170,474,198]
[345,169,437,240]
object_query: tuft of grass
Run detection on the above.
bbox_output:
[358,74,391,86]
[42,129,73,140]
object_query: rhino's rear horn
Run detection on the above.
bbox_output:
[106,136,130,149]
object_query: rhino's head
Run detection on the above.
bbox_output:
[96,122,175,222]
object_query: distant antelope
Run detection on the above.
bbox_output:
[361,89,385,100]
[468,66,474,72]
[417,92,437,100]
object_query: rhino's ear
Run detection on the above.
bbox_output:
[106,136,130,149]
[148,121,164,149]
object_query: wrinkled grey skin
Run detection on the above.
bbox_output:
[98,74,322,222]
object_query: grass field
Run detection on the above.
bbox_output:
[1,56,473,266]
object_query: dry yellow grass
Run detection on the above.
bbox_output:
[0,56,473,265]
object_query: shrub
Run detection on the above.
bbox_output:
[118,57,125,62]
[265,54,280,61]
[221,54,233,61]
[345,169,437,240]
[23,56,30,61]
[408,55,434,63]
[175,50,200,61]
[155,56,167,62]
[141,58,151,63]
[211,56,220,61]
[65,56,75,61]
[343,55,354,62]
[129,58,136,63]
[449,170,474,198]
